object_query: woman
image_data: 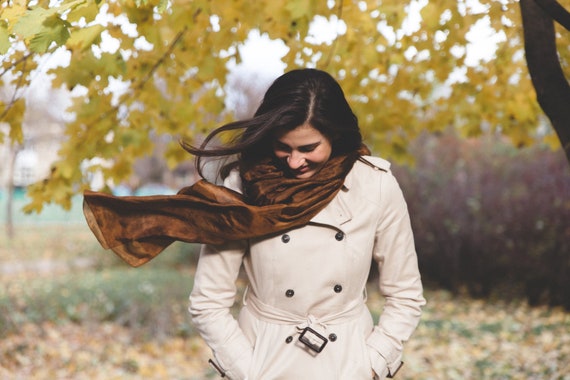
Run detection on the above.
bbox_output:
[185,69,425,379]
[83,69,424,379]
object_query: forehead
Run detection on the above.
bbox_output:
[274,123,324,144]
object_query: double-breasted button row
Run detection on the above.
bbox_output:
[281,232,344,243]
[285,286,342,297]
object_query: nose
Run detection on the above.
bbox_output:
[287,151,305,169]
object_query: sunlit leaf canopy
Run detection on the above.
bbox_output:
[0,0,566,211]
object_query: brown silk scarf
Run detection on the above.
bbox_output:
[83,146,369,267]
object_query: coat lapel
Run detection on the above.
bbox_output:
[310,170,354,229]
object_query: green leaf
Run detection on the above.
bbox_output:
[98,52,127,77]
[28,15,71,52]
[157,0,169,12]
[12,7,58,38]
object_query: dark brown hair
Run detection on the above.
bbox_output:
[181,68,362,178]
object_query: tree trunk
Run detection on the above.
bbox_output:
[520,0,570,163]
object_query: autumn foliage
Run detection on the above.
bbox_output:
[1,0,567,212]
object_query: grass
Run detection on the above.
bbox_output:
[0,267,196,339]
[0,221,200,340]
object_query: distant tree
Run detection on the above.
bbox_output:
[0,0,566,212]
[0,64,68,235]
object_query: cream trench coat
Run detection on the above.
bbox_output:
[189,156,426,380]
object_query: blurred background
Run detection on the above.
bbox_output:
[1,131,568,379]
[1,0,570,379]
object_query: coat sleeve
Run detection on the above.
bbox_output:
[188,241,252,380]
[188,170,252,380]
[366,171,426,378]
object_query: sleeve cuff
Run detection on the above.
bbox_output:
[369,348,404,378]
[367,329,405,378]
[369,349,389,379]
[210,344,252,380]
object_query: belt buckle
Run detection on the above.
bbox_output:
[298,326,328,353]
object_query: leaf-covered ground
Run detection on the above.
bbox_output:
[1,289,569,379]
[0,321,211,380]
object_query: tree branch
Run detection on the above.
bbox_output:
[82,26,189,129]
[0,57,27,123]
[135,26,189,92]
[322,0,344,69]
[0,51,34,79]
[535,0,570,31]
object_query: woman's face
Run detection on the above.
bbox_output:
[272,123,332,179]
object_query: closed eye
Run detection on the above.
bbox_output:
[298,142,320,153]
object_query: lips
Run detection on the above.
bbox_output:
[293,165,310,176]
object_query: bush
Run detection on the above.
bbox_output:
[393,132,570,308]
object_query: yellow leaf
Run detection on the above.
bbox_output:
[2,98,26,144]
[1,4,27,28]
[285,0,316,19]
[420,2,441,30]
[0,21,9,54]
[66,1,100,23]
[56,160,75,180]
[542,133,561,150]
[66,24,104,51]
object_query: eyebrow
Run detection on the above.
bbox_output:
[274,141,321,150]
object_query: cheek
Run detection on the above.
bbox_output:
[309,149,331,164]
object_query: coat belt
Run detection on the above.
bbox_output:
[243,288,367,329]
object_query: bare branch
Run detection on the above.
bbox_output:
[322,0,344,69]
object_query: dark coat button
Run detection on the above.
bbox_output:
[281,234,290,243]
[328,333,337,342]
[334,284,343,293]
[335,232,344,241]
[285,336,293,343]
[285,289,295,297]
